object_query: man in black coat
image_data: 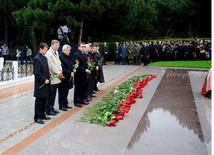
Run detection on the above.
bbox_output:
[93,43,105,91]
[140,42,150,66]
[33,42,51,124]
[72,42,91,107]
[58,44,74,111]
[86,44,98,101]
[102,42,109,65]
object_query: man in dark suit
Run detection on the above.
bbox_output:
[140,42,150,66]
[85,44,98,101]
[102,42,109,65]
[72,42,91,107]
[33,42,51,124]
[58,44,74,111]
[93,43,105,92]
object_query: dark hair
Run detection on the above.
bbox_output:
[92,42,99,47]
[78,42,85,47]
[39,42,49,49]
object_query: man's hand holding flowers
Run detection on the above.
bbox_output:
[45,79,50,84]
[39,71,64,89]
[87,56,95,71]
[59,71,65,79]
[98,57,104,66]
[86,69,91,74]
[39,79,50,89]
[96,66,99,71]
[73,60,79,73]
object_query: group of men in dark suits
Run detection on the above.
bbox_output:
[33,41,105,124]
[72,42,105,107]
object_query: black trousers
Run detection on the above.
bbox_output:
[46,84,59,112]
[34,98,47,120]
[86,74,95,97]
[58,88,69,108]
[74,84,87,105]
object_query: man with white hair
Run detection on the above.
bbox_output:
[58,44,74,111]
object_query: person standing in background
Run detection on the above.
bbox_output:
[102,42,108,65]
[20,46,27,65]
[120,42,128,65]
[113,42,120,65]
[26,45,32,64]
[33,42,51,124]
[1,44,9,65]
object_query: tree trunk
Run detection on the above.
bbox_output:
[4,6,8,44]
[188,19,192,37]
[33,29,38,56]
[78,15,84,45]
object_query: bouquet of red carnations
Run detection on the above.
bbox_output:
[73,60,79,70]
[98,57,104,66]
[87,56,95,71]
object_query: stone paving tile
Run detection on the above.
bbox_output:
[189,71,211,155]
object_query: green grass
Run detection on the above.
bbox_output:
[147,60,211,69]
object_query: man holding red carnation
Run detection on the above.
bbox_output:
[58,44,74,111]
[72,42,91,107]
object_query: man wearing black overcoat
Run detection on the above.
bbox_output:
[33,42,51,124]
[86,45,98,100]
[72,42,91,107]
[58,44,74,111]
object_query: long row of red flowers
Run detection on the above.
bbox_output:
[79,74,157,127]
[108,74,157,127]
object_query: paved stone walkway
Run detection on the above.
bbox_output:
[0,64,211,155]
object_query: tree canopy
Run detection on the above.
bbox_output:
[0,0,211,51]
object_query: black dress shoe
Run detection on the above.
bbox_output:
[83,99,89,103]
[75,103,82,107]
[84,98,89,102]
[87,97,92,101]
[81,102,89,105]
[35,119,45,124]
[53,109,59,113]
[60,107,68,111]
[46,111,57,116]
[41,116,51,120]
[65,105,73,109]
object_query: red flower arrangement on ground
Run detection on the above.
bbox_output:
[79,74,157,127]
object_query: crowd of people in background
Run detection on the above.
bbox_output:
[112,39,211,66]
[0,38,211,67]
[16,45,32,64]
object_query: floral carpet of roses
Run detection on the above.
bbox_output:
[79,74,157,127]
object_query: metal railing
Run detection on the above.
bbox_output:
[18,64,33,78]
[0,64,14,81]
[0,63,33,82]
